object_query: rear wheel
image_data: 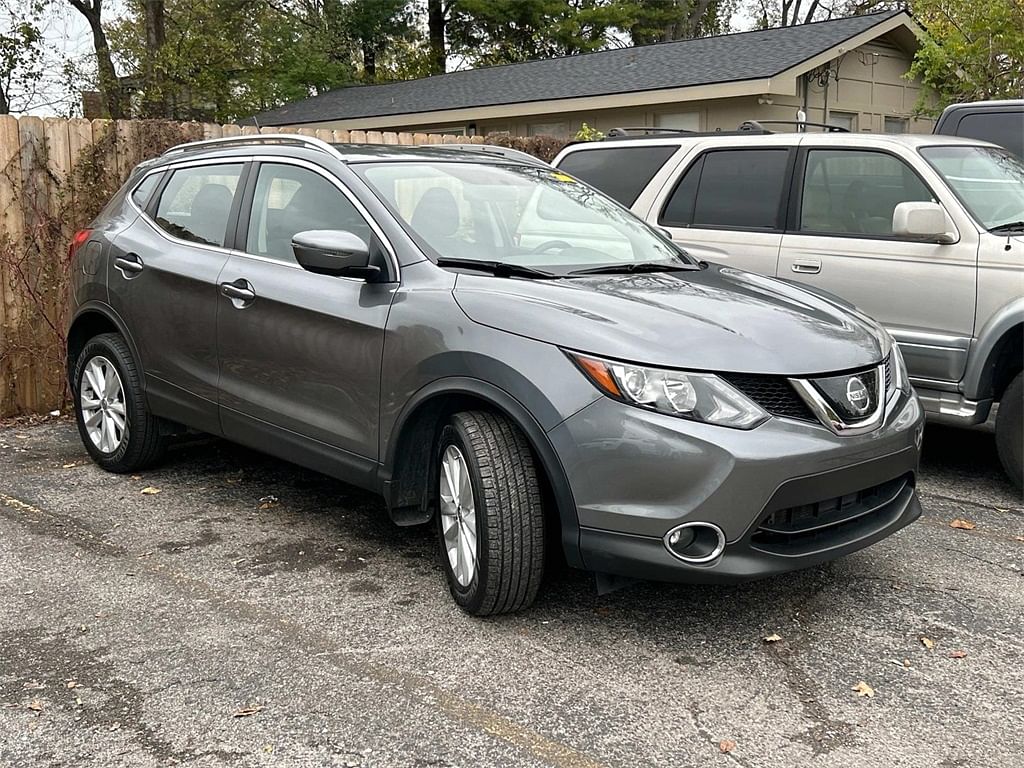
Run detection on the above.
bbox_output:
[435,411,546,616]
[995,372,1022,491]
[73,333,167,473]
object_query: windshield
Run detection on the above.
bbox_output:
[355,161,692,271]
[919,145,1024,230]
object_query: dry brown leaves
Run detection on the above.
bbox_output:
[852,681,875,698]
[949,518,976,530]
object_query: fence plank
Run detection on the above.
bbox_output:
[0,115,23,415]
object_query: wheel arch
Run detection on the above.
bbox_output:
[379,377,583,569]
[963,300,1024,401]
[67,304,143,390]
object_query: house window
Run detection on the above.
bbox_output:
[884,116,909,134]
[829,112,857,132]
[529,121,570,137]
[654,112,700,132]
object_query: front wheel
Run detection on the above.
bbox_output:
[435,411,546,616]
[73,333,167,473]
[995,372,1022,491]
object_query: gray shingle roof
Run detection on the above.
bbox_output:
[250,10,907,126]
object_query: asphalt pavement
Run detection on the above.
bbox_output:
[0,417,1021,768]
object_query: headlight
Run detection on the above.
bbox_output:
[569,353,768,429]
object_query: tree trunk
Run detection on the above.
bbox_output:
[67,1,124,119]
[427,0,446,75]
[142,0,167,116]
[0,81,10,115]
[362,41,376,81]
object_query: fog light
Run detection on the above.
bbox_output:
[663,522,726,564]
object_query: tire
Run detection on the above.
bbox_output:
[73,332,167,473]
[435,411,546,616]
[995,372,1023,492]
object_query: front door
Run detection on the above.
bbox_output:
[107,161,245,432]
[778,148,978,383]
[216,160,396,487]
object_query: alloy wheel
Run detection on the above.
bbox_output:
[80,356,127,454]
[439,444,478,587]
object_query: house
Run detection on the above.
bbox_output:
[247,10,931,137]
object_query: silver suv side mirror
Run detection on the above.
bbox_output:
[892,202,955,243]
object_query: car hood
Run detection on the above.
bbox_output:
[453,264,886,375]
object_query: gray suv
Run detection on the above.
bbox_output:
[67,135,924,615]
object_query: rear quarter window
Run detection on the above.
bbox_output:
[555,145,678,206]
[954,112,1024,160]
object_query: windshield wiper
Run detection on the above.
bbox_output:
[989,221,1024,234]
[568,261,699,276]
[435,257,559,279]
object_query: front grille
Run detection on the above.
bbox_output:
[884,354,892,392]
[751,474,911,555]
[722,374,816,422]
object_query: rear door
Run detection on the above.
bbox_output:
[216,158,397,487]
[778,146,978,383]
[107,160,245,431]
[649,144,795,274]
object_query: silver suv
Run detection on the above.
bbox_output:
[555,127,1024,489]
[67,135,924,615]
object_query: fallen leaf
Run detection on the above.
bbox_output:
[26,699,43,712]
[920,636,935,650]
[950,519,976,530]
[233,705,264,718]
[719,739,736,754]
[62,462,81,469]
[258,495,278,510]
[65,681,79,689]
[852,681,875,698]
[763,633,782,643]
[1015,536,1024,542]
[130,475,142,480]
[140,487,161,495]
[949,650,968,659]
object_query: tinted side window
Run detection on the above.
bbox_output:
[799,150,933,237]
[556,146,678,206]
[245,163,372,263]
[154,164,242,247]
[661,149,790,230]
[957,112,1024,160]
[131,172,162,208]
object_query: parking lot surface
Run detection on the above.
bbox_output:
[1,418,1022,768]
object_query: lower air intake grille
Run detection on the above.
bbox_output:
[751,474,911,555]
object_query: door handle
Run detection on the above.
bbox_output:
[220,279,256,306]
[114,254,144,277]
[791,259,821,274]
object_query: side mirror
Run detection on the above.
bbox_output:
[892,202,955,243]
[292,230,380,279]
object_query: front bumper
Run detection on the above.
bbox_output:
[548,390,924,583]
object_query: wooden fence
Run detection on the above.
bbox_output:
[0,117,491,419]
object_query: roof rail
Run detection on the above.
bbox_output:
[430,143,551,166]
[606,126,696,137]
[738,120,850,133]
[161,133,346,161]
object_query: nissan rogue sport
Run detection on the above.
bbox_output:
[67,135,924,615]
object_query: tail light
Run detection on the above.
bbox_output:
[68,228,92,262]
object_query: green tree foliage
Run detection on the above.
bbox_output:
[627,0,734,43]
[0,0,45,114]
[446,0,632,67]
[909,0,1024,111]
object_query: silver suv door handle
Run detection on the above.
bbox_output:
[791,260,821,274]
[220,279,256,305]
